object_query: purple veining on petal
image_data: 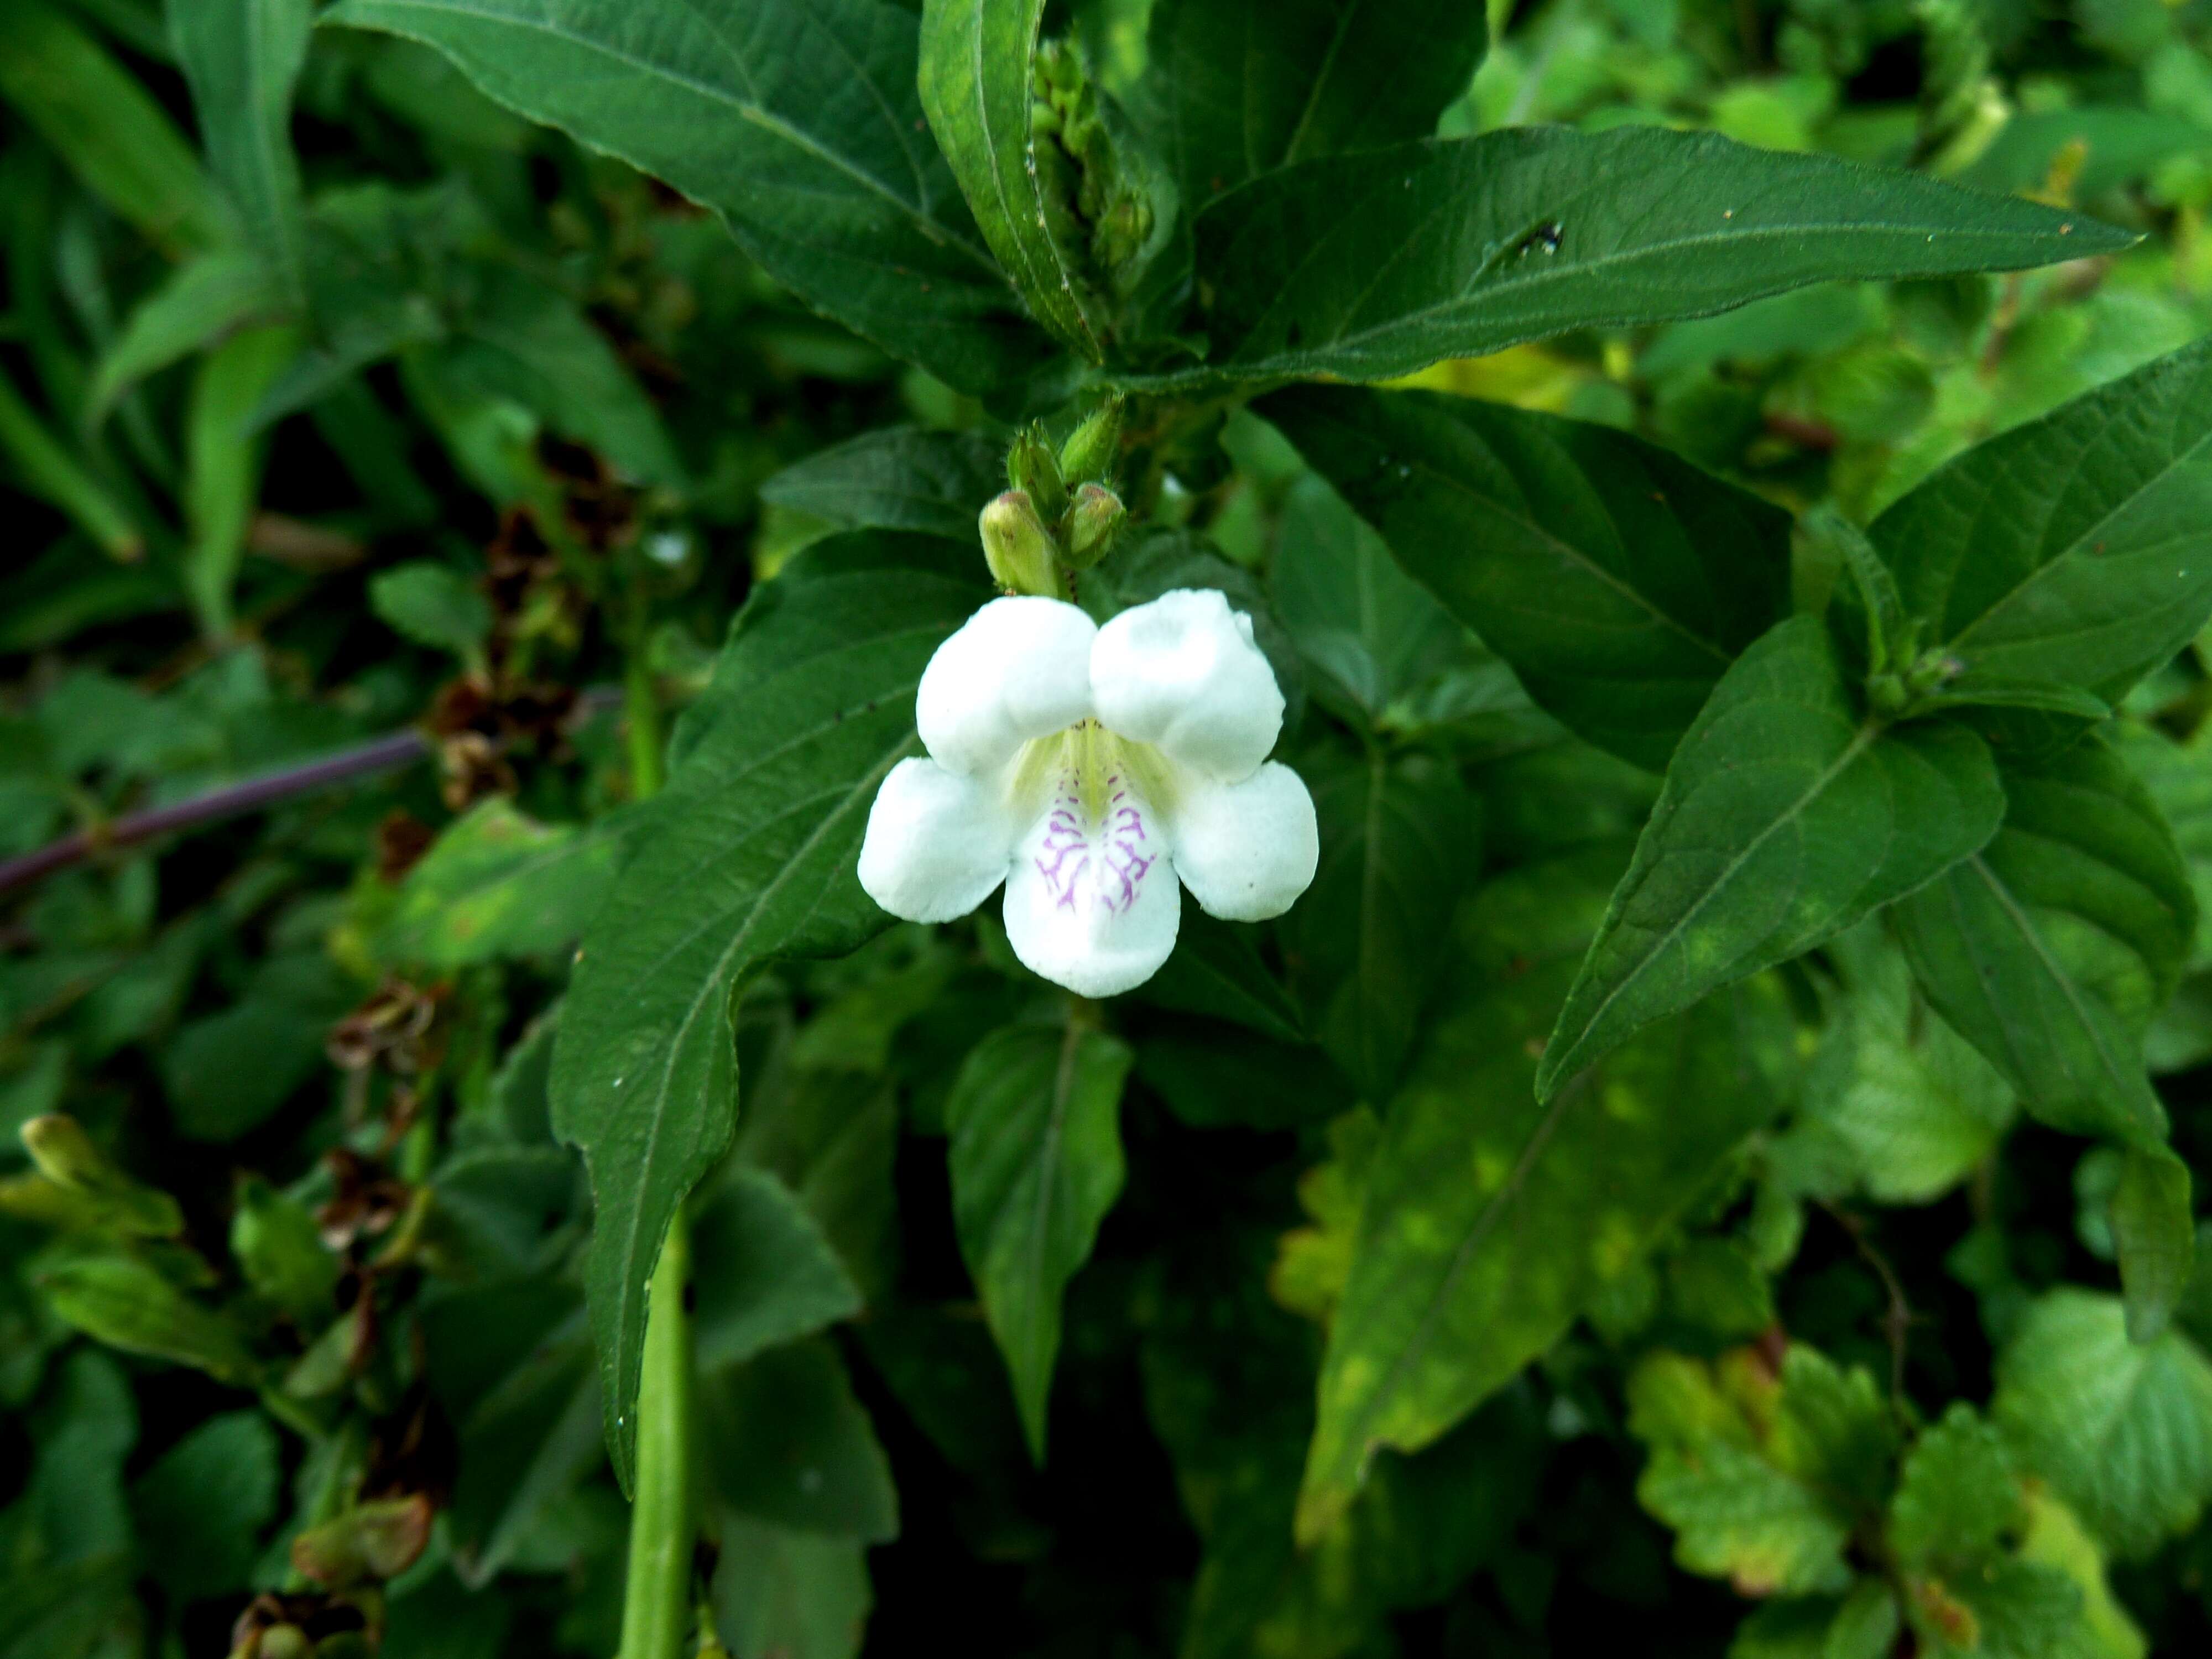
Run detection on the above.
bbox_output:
[1032,771,1156,915]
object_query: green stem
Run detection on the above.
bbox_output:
[618,630,695,1658]
[621,1217,697,1659]
[625,642,665,800]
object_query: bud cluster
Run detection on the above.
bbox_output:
[978,403,1129,597]
[1030,41,1158,307]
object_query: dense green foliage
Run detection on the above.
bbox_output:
[7,2,2212,1657]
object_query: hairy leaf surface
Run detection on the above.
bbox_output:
[1872,336,2212,707]
[1299,848,1793,1537]
[1540,618,2004,1098]
[947,1020,1134,1460]
[1182,128,2124,385]
[326,0,1049,392]
[550,535,980,1488]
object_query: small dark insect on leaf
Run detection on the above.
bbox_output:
[1516,220,1564,257]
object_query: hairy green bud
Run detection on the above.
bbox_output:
[1064,483,1126,569]
[1058,400,1123,484]
[1029,40,1167,310]
[1005,428,1068,523]
[980,491,1061,596]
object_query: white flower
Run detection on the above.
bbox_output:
[858,589,1319,998]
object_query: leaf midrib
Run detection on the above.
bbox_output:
[613,648,941,998]
[1944,426,2212,661]
[1215,142,2079,366]
[619,729,915,1234]
[337,0,995,271]
[592,709,921,1469]
[1960,852,2150,1120]
[1272,0,1363,168]
[1546,719,1883,1089]
[1022,1019,1086,1384]
[1320,1064,1588,1493]
[601,740,911,1437]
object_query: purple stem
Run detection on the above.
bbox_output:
[0,686,624,898]
[0,730,427,896]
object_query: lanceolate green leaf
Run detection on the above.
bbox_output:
[169,0,315,304]
[1137,0,1488,208]
[759,427,1005,544]
[918,0,1099,361]
[0,0,227,256]
[324,0,1050,394]
[1538,618,2005,1100]
[1260,386,1791,771]
[1299,848,1792,1540]
[0,371,144,562]
[369,560,493,659]
[1889,736,2195,1334]
[946,1020,1134,1461]
[1891,735,2192,1150]
[550,535,983,1490]
[1870,335,2212,706]
[38,1254,259,1383]
[1181,127,2126,385]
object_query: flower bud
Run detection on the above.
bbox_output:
[22,1114,182,1237]
[0,1172,103,1228]
[980,491,1061,596]
[1905,648,1966,695]
[290,1494,435,1588]
[1005,429,1067,523]
[1063,483,1126,569]
[1057,400,1122,484]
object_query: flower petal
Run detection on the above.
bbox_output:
[858,757,1018,923]
[917,596,1097,775]
[1165,761,1319,922]
[1091,588,1284,780]
[1004,771,1180,997]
